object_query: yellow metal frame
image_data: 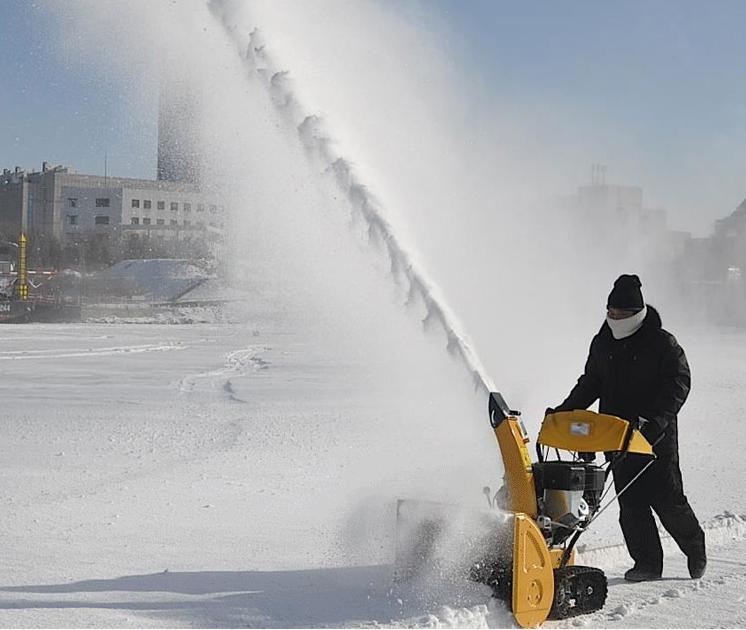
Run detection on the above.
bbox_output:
[493,415,555,627]
[548,546,572,569]
[538,410,653,456]
[493,416,537,518]
[491,403,644,627]
[512,514,554,628]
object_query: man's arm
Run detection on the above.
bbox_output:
[641,334,691,436]
[555,338,602,412]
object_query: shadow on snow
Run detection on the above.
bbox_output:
[0,564,482,627]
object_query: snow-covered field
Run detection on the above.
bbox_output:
[7,4,746,624]
[0,306,744,629]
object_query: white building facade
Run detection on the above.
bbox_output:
[1,163,226,252]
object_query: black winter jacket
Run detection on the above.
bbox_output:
[557,305,690,456]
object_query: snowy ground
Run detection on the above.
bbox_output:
[0,306,744,628]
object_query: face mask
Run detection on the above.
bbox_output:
[606,305,647,339]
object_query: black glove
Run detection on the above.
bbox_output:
[637,416,664,444]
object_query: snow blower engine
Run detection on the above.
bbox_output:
[395,391,655,628]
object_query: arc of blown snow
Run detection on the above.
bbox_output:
[211,13,495,396]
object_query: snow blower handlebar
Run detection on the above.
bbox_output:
[538,409,654,457]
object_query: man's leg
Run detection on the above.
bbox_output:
[614,455,663,577]
[650,454,706,577]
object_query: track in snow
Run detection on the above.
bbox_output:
[0,343,186,360]
[176,345,271,400]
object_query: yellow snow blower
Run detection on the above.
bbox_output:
[395,392,655,627]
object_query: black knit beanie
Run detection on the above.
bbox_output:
[607,274,644,310]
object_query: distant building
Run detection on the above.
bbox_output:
[713,198,746,242]
[561,169,687,269]
[557,167,746,325]
[0,162,225,256]
[679,197,746,324]
[1,75,218,270]
[681,198,746,284]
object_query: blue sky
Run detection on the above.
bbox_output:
[426,0,746,233]
[435,0,746,146]
[0,2,157,181]
[1,0,745,235]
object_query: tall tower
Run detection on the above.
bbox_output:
[157,74,202,185]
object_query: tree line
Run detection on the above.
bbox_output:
[21,231,217,271]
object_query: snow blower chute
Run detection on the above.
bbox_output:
[395,392,655,627]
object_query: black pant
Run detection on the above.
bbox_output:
[612,452,705,573]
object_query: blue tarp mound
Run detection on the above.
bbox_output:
[92,259,209,302]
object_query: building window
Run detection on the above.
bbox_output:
[183,202,192,212]
[96,198,110,208]
[197,221,205,228]
[210,204,217,213]
[143,199,151,209]
[218,205,224,213]
[131,217,140,225]
[170,202,178,211]
[197,203,204,212]
[131,199,140,208]
[157,201,165,210]
[156,218,165,225]
[170,219,178,226]
[67,215,78,225]
[142,217,151,225]
[183,220,191,227]
[68,198,77,208]
[95,215,110,225]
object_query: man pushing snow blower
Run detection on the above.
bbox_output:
[549,274,706,582]
[394,275,706,627]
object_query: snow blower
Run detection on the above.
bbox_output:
[395,391,655,627]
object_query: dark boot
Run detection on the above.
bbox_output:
[687,551,706,579]
[624,565,662,582]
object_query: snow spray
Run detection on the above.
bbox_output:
[42,0,513,575]
[208,5,496,398]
